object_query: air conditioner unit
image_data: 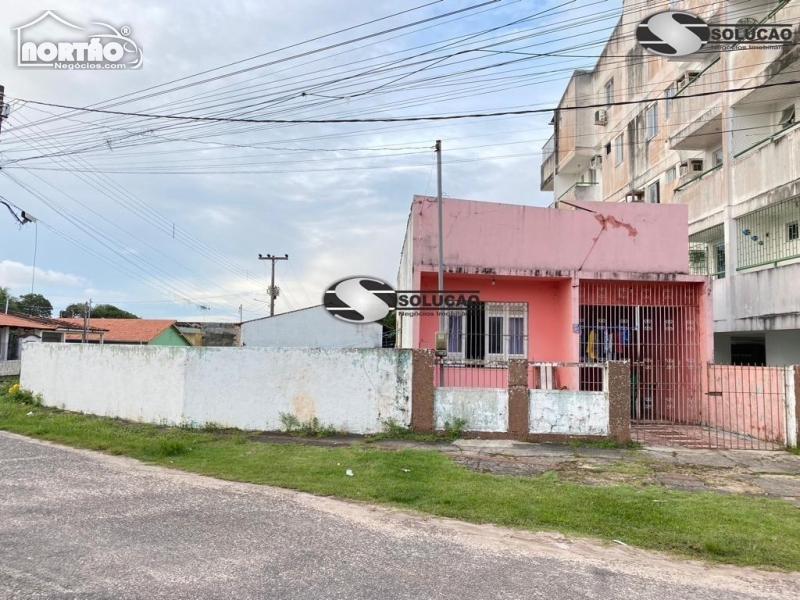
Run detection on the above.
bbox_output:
[590,155,603,169]
[594,110,607,125]
[676,70,700,89]
[625,190,645,203]
[680,159,704,175]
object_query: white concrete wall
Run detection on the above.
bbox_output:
[241,305,382,349]
[434,388,508,432]
[183,347,411,432]
[20,344,185,423]
[20,344,413,434]
[529,390,608,436]
[0,360,21,377]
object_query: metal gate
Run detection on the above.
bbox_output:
[579,281,706,448]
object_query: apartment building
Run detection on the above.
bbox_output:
[540,0,800,365]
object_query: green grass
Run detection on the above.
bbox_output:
[2,392,800,571]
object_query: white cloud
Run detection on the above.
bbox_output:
[0,260,86,290]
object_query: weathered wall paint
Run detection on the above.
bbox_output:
[434,387,508,432]
[20,344,413,434]
[406,195,690,275]
[529,390,609,435]
[241,305,382,349]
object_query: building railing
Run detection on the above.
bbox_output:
[736,196,800,270]
[557,181,599,201]
[689,224,725,278]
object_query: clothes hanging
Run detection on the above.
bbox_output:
[587,329,596,360]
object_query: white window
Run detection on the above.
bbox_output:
[713,148,723,167]
[665,166,676,183]
[647,181,660,204]
[664,85,675,119]
[788,221,799,242]
[446,302,527,362]
[447,314,463,356]
[646,104,658,140]
[604,79,614,105]
[614,134,624,165]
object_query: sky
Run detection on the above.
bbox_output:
[0,0,620,321]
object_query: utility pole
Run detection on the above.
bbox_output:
[435,140,445,385]
[257,253,288,316]
[82,299,92,343]
[238,304,243,323]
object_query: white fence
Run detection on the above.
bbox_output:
[20,344,413,434]
[0,360,21,377]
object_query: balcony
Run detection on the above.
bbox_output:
[557,181,600,206]
[733,124,800,203]
[541,133,555,191]
[736,197,800,271]
[673,163,724,223]
[670,59,724,151]
[689,224,725,279]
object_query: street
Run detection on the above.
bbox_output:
[0,431,797,600]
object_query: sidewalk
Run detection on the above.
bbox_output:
[447,440,800,502]
[249,432,800,503]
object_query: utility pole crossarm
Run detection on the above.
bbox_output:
[257,253,289,317]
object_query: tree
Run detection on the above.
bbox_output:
[91,304,138,319]
[16,293,53,317]
[63,302,138,319]
[0,287,19,313]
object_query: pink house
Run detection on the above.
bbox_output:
[398,196,713,424]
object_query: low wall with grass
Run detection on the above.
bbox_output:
[20,344,414,434]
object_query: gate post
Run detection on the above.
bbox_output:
[788,365,799,448]
[608,361,631,444]
[507,359,529,438]
[411,349,435,433]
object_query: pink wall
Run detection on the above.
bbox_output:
[417,272,574,363]
[409,196,689,275]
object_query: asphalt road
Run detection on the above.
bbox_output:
[0,431,797,600]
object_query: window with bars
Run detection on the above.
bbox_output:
[446,302,527,362]
[689,224,725,278]
[614,134,624,165]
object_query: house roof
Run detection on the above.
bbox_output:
[61,318,179,343]
[0,313,107,332]
[241,304,323,324]
[0,313,58,330]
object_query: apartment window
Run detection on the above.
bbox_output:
[713,148,723,167]
[645,104,658,140]
[780,104,796,128]
[664,85,675,119]
[604,78,614,105]
[788,221,799,242]
[446,302,527,361]
[647,181,660,204]
[614,134,624,165]
[665,166,677,183]
[716,244,726,279]
[605,142,611,156]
